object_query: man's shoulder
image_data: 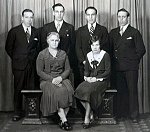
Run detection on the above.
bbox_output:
[128,25,140,33]
[43,21,54,27]
[9,24,22,31]
[63,21,74,29]
[77,25,87,32]
[110,27,118,33]
[8,25,23,35]
[96,23,107,30]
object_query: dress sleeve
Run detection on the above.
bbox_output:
[36,52,53,81]
[61,55,70,79]
[84,57,90,77]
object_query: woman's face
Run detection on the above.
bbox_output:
[91,40,100,53]
[47,34,60,49]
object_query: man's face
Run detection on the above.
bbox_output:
[22,12,34,27]
[53,6,64,21]
[117,11,129,26]
[85,9,97,24]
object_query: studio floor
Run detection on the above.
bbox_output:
[0,112,150,132]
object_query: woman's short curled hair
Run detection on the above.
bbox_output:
[89,35,102,49]
[89,35,100,45]
[46,32,60,40]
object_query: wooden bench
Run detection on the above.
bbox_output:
[21,89,117,125]
[99,89,117,124]
[21,90,42,125]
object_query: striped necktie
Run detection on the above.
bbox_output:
[120,26,124,36]
[90,24,94,36]
[56,23,61,32]
[26,28,30,42]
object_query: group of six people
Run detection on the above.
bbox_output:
[5,3,146,131]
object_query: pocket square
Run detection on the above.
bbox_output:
[127,37,132,40]
[34,38,38,41]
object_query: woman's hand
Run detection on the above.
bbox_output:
[86,77,97,83]
[52,76,62,86]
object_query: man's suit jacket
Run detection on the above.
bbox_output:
[76,23,109,64]
[40,21,75,68]
[109,24,146,71]
[5,24,40,70]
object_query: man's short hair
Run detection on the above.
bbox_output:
[22,9,34,16]
[117,8,130,17]
[52,3,65,11]
[85,6,97,14]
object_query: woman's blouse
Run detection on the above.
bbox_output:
[36,48,70,82]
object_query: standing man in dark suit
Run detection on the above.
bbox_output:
[76,6,109,83]
[109,8,146,122]
[5,9,40,121]
[40,3,76,122]
[40,3,76,75]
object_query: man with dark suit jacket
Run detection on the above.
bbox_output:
[109,8,146,122]
[5,9,40,121]
[40,3,76,73]
[76,6,109,83]
[40,3,76,122]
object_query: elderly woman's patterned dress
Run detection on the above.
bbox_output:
[36,48,74,116]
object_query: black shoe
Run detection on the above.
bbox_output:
[63,121,72,130]
[82,123,90,129]
[12,115,22,121]
[59,121,72,131]
[131,118,138,123]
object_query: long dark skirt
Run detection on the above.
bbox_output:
[74,80,108,115]
[40,79,74,116]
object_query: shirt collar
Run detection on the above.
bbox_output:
[55,20,63,28]
[22,23,31,34]
[120,24,129,32]
[88,22,96,31]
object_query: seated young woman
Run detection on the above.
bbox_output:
[36,32,74,131]
[74,35,111,129]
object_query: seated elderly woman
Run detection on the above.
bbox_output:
[36,32,74,131]
[74,35,111,129]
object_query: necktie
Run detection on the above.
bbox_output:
[120,26,124,36]
[90,24,94,36]
[26,28,30,42]
[56,23,60,32]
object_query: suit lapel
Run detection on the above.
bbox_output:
[83,24,91,36]
[52,21,58,32]
[115,25,131,48]
[94,23,100,34]
[19,24,29,44]
[59,21,69,35]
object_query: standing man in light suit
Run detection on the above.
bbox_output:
[5,9,40,121]
[109,8,146,122]
[76,6,109,84]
